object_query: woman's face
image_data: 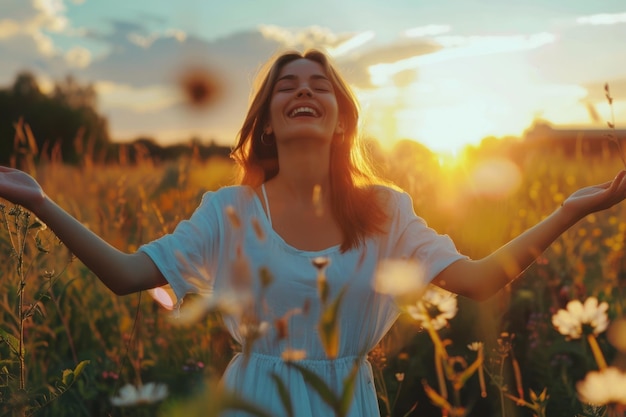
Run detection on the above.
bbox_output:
[267,58,342,145]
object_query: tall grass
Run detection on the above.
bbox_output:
[1,127,626,416]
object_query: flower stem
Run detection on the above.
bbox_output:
[586,334,607,370]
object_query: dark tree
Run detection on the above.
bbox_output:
[0,72,111,165]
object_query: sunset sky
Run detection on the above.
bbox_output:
[2,0,626,153]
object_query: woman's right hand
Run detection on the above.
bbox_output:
[0,166,46,210]
[0,165,166,294]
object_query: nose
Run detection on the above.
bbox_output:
[296,85,313,98]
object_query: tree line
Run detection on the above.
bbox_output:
[0,72,231,166]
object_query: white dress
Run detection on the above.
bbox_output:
[138,185,466,416]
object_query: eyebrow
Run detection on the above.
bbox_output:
[276,74,330,82]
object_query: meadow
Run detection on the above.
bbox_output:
[1,132,625,417]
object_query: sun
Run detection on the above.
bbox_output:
[356,52,573,154]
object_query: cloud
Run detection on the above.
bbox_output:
[259,25,352,51]
[337,38,442,89]
[70,23,289,142]
[0,0,86,83]
[365,32,555,87]
[0,19,22,39]
[96,81,180,113]
[404,24,451,38]
[576,12,626,26]
[65,46,91,68]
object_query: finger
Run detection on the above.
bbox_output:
[607,170,626,193]
[611,171,626,195]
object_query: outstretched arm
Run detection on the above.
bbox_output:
[0,166,166,295]
[433,170,626,301]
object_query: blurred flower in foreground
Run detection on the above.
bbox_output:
[239,321,270,339]
[148,287,176,310]
[577,367,626,405]
[177,65,222,110]
[407,287,458,330]
[467,341,483,351]
[551,297,609,339]
[373,259,426,297]
[607,316,626,352]
[171,292,246,325]
[281,348,307,362]
[110,382,169,407]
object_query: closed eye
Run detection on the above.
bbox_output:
[312,81,332,92]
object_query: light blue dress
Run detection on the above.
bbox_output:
[138,185,466,416]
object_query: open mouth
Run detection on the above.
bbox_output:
[288,106,319,118]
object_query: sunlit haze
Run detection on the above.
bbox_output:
[1,0,626,154]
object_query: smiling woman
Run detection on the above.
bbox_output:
[1,48,626,417]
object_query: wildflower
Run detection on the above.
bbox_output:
[407,287,458,330]
[182,359,205,373]
[373,259,426,297]
[607,316,626,352]
[311,256,330,271]
[312,256,330,304]
[34,216,47,231]
[281,348,307,362]
[551,297,609,339]
[467,341,483,351]
[368,346,387,370]
[577,367,626,405]
[225,206,241,228]
[259,266,273,289]
[171,292,245,325]
[312,184,323,216]
[251,216,265,241]
[239,321,270,339]
[110,382,169,407]
[101,371,119,380]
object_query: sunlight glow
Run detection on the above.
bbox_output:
[468,158,522,199]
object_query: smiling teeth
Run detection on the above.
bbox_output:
[289,107,318,117]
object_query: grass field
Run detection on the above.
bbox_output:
[1,137,625,417]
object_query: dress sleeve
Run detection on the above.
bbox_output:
[137,191,223,303]
[388,189,468,284]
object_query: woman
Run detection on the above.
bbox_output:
[1,49,626,416]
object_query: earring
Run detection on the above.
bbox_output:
[261,132,273,146]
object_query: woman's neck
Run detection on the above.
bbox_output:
[272,143,331,201]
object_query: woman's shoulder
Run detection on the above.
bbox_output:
[367,183,410,209]
[199,185,257,209]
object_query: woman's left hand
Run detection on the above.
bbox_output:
[561,170,626,218]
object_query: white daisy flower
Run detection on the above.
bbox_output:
[110,382,169,407]
[407,286,458,330]
[551,297,609,339]
[577,367,626,405]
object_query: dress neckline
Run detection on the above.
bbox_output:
[250,185,341,256]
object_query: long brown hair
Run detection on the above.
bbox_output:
[230,49,388,251]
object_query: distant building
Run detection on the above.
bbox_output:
[522,120,626,159]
